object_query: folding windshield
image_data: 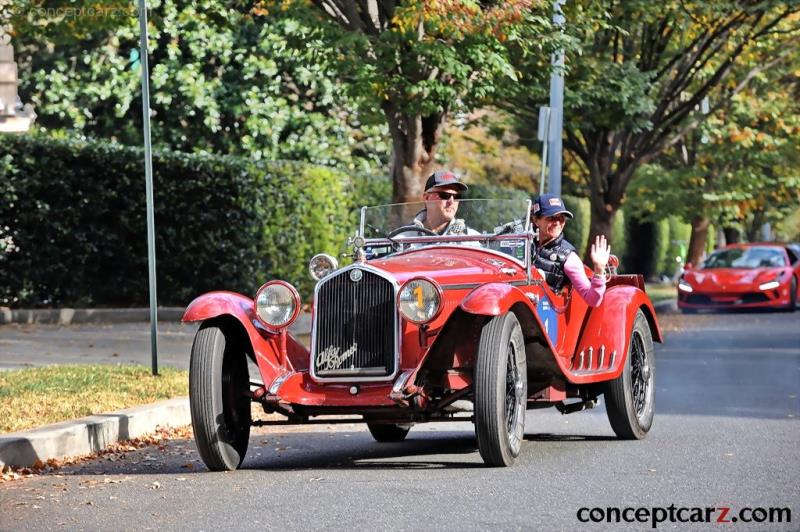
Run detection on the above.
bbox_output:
[358,199,532,263]
[702,247,786,269]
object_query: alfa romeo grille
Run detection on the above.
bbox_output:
[312,268,396,379]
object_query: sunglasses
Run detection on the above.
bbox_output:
[429,191,462,201]
[535,214,566,223]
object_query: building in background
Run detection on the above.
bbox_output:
[0,31,35,133]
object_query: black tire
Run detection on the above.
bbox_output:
[785,277,797,312]
[474,312,527,467]
[367,423,411,442]
[604,309,655,439]
[189,323,251,471]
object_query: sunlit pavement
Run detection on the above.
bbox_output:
[1,310,798,530]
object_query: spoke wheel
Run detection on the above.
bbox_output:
[189,323,251,471]
[474,312,527,467]
[604,310,655,439]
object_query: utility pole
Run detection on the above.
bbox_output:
[547,0,566,196]
[138,0,159,375]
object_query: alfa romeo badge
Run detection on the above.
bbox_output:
[349,269,363,282]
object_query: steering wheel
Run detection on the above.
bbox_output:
[386,225,438,238]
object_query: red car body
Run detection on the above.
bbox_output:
[677,243,800,312]
[183,199,663,470]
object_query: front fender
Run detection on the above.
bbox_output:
[567,285,662,384]
[460,283,531,316]
[183,290,255,324]
[459,282,559,356]
[183,291,309,384]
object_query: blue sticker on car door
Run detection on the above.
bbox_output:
[537,293,558,343]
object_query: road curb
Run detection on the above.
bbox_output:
[0,397,190,468]
[0,307,186,325]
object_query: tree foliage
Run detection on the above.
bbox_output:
[267,0,558,202]
[6,0,388,170]
[629,59,800,262]
[502,0,800,257]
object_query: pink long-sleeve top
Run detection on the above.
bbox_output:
[563,252,606,307]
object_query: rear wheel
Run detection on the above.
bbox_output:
[367,423,411,442]
[189,323,251,471]
[604,310,655,439]
[474,312,527,467]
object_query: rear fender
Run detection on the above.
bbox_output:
[567,285,662,384]
[183,291,309,386]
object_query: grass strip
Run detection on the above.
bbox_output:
[645,283,677,303]
[0,364,188,434]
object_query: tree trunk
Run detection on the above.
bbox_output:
[723,227,741,244]
[687,215,710,266]
[383,100,444,204]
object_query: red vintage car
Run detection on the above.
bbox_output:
[183,199,662,470]
[677,243,800,313]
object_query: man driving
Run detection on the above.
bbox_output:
[411,170,479,236]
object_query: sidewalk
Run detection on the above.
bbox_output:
[0,300,676,468]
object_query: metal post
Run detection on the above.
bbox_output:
[537,106,551,196]
[547,0,566,196]
[138,0,159,375]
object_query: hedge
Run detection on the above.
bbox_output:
[0,135,351,306]
[562,195,590,256]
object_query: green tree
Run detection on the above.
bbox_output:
[628,71,800,264]
[7,0,388,170]
[503,1,800,256]
[277,0,558,202]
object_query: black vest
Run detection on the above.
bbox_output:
[533,233,577,292]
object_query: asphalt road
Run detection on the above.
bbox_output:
[0,322,200,370]
[1,310,799,531]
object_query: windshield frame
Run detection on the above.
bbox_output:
[701,246,788,269]
[357,199,533,266]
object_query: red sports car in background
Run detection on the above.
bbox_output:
[678,243,800,312]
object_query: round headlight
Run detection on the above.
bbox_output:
[255,281,300,329]
[309,253,339,281]
[398,278,442,324]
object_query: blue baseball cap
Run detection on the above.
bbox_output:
[533,193,573,218]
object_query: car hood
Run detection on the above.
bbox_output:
[368,246,526,285]
[683,267,784,290]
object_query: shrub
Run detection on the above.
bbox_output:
[0,134,351,306]
[622,214,669,279]
[562,195,590,255]
[612,208,627,272]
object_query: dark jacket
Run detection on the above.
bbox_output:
[533,233,577,292]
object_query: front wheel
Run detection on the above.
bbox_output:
[604,309,655,439]
[189,323,252,471]
[474,312,527,467]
